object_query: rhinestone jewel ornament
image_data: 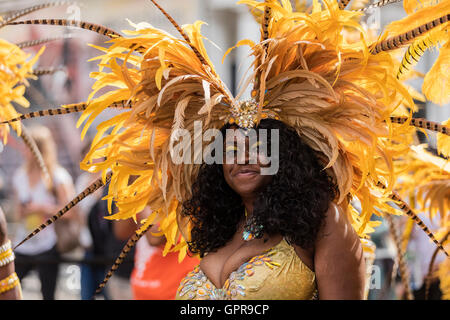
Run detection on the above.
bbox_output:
[228,100,279,129]
[242,209,264,241]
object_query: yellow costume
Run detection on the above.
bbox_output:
[1,0,449,299]
[176,239,317,300]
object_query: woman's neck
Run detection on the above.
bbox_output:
[242,196,255,217]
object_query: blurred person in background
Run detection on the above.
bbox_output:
[114,209,199,300]
[12,124,79,300]
[406,214,446,300]
[75,138,106,299]
[74,138,104,256]
[80,186,135,300]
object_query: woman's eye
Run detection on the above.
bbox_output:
[250,141,262,149]
[225,145,237,153]
[225,150,237,157]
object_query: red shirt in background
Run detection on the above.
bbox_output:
[131,238,199,300]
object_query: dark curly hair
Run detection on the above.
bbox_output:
[182,119,337,258]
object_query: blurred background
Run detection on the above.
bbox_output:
[0,0,448,300]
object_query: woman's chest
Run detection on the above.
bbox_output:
[199,235,283,288]
[177,238,318,300]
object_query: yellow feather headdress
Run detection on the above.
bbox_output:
[3,0,450,290]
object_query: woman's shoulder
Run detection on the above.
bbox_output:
[315,201,362,253]
[322,202,350,232]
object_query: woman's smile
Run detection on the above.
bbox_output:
[232,166,260,178]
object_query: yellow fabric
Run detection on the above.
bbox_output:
[175,238,317,300]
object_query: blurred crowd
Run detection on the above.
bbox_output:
[0,4,200,299]
[0,1,447,301]
[0,123,199,300]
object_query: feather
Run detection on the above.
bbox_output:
[13,172,112,250]
[377,181,449,257]
[0,101,131,125]
[0,1,74,28]
[385,214,414,300]
[390,116,450,136]
[370,13,450,54]
[425,231,450,299]
[423,40,450,105]
[356,0,402,12]
[148,0,209,68]
[437,119,450,157]
[19,125,52,191]
[172,96,192,131]
[383,1,450,37]
[6,19,121,38]
[15,34,75,49]
[95,219,153,295]
[338,0,352,10]
[31,66,65,77]
[396,32,438,79]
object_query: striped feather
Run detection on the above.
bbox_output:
[356,0,403,12]
[253,5,273,100]
[377,181,449,257]
[338,0,352,10]
[397,29,445,79]
[95,221,153,295]
[390,116,450,136]
[425,231,449,299]
[370,14,450,54]
[0,101,132,125]
[13,172,112,250]
[437,119,450,157]
[16,34,75,49]
[20,125,52,190]
[32,67,65,77]
[0,1,73,28]
[148,0,208,67]
[385,214,414,300]
[6,19,121,38]
[397,38,432,79]
[262,5,272,43]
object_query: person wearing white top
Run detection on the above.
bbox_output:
[12,125,78,300]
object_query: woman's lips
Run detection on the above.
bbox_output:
[233,168,260,177]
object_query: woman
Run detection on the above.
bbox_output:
[4,0,448,301]
[176,119,366,300]
[12,124,78,300]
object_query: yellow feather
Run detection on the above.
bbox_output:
[423,40,450,105]
[382,1,450,38]
[437,118,450,158]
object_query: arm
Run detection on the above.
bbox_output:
[113,207,165,246]
[0,207,21,300]
[314,202,366,300]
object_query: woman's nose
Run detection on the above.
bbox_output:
[236,145,250,164]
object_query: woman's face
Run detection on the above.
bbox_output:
[222,127,273,199]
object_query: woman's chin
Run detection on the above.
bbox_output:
[232,179,264,196]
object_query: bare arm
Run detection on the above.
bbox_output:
[0,207,21,300]
[314,202,366,300]
[113,207,165,246]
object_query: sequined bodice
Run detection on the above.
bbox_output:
[175,238,318,300]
